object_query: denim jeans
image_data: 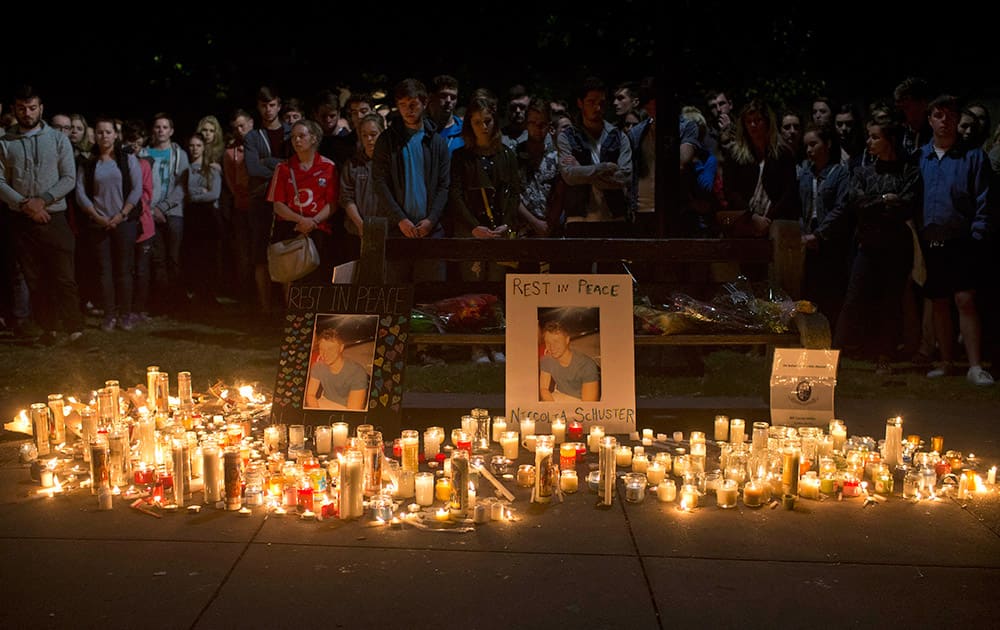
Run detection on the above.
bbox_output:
[90,220,138,317]
[133,237,154,314]
[12,211,83,333]
[150,215,184,308]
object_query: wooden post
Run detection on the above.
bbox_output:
[358,216,387,285]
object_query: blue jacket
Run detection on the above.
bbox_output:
[918,141,993,241]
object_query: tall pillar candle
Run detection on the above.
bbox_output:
[264,426,280,456]
[146,366,160,415]
[340,450,364,519]
[223,448,242,511]
[363,431,383,497]
[172,437,191,506]
[289,425,305,451]
[598,436,617,506]
[589,426,605,454]
[30,403,50,457]
[751,421,769,454]
[331,422,349,450]
[714,415,729,442]
[47,394,66,445]
[830,419,847,452]
[883,416,903,468]
[782,446,801,496]
[423,428,442,460]
[80,407,97,463]
[450,449,471,514]
[401,430,419,473]
[89,434,110,494]
[202,442,221,504]
[108,428,129,487]
[729,418,745,445]
[534,435,555,504]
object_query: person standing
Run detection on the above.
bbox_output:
[0,85,83,344]
[918,95,995,385]
[75,117,143,332]
[245,86,290,317]
[141,113,189,312]
[372,78,450,283]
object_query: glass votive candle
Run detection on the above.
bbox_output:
[520,418,535,438]
[742,479,767,507]
[568,421,584,441]
[704,470,722,494]
[646,461,666,485]
[679,484,700,510]
[588,426,605,454]
[491,417,507,443]
[500,431,519,460]
[616,445,633,467]
[657,480,677,502]
[586,470,601,492]
[559,442,577,469]
[673,455,689,478]
[490,455,511,476]
[434,476,452,502]
[454,430,472,453]
[716,479,738,508]
[631,454,649,474]
[624,473,647,503]
[415,472,435,506]
[516,464,535,487]
[522,433,537,453]
[560,469,579,493]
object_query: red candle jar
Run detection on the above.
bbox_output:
[456,436,472,454]
[298,486,313,511]
[559,443,577,470]
[392,438,402,459]
[568,421,584,441]
[841,477,861,497]
[574,442,588,459]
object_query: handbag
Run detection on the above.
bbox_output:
[266,166,321,282]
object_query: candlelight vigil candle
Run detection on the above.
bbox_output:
[799,472,821,500]
[830,419,847,452]
[989,466,997,486]
[616,445,633,467]
[455,431,472,454]
[560,469,579,493]
[716,479,738,508]
[492,417,507,443]
[588,426,605,454]
[751,421,769,454]
[632,454,649,474]
[415,472,435,506]
[551,418,566,444]
[289,425,305,451]
[47,393,66,445]
[435,476,452,502]
[931,435,944,453]
[30,403,50,457]
[516,465,535,488]
[264,426,280,456]
[203,442,221,504]
[450,449,471,513]
[424,428,443,460]
[314,426,332,455]
[646,461,665,486]
[742,480,766,507]
[520,418,535,438]
[624,473,647,503]
[714,415,729,442]
[560,442,577,469]
[679,484,699,510]
[599,436,617,506]
[568,421,584,441]
[340,450,364,519]
[401,430,419,473]
[223,448,242,511]
[883,417,903,468]
[657,480,676,502]
[642,428,654,441]
[782,446,801,496]
[501,432,519,460]
[729,418,745,444]
[534,436,555,504]
[332,422,349,449]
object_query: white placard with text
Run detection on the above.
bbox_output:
[770,348,840,428]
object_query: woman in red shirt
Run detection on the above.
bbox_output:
[266,119,338,288]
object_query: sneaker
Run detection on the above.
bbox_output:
[927,363,953,379]
[967,366,995,386]
[490,351,506,363]
[100,316,116,332]
[67,331,84,344]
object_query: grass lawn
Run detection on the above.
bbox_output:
[2,307,996,427]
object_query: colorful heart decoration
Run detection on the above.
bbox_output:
[380,315,392,326]
[386,350,396,361]
[392,373,401,383]
[379,394,389,406]
[374,379,384,390]
[373,357,384,368]
[389,325,400,335]
[373,368,382,379]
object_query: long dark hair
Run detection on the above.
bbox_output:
[82,116,135,214]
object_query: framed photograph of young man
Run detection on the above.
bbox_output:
[506,274,636,435]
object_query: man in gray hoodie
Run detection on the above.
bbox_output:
[0,85,83,343]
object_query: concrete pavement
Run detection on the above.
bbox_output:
[1,396,999,629]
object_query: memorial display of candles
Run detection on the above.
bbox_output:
[7,371,997,551]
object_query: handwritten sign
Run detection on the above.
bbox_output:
[505,274,636,434]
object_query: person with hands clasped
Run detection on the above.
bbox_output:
[75,117,143,332]
[266,119,337,293]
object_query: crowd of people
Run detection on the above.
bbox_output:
[0,71,995,386]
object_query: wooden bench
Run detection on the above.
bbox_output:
[357,217,830,350]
